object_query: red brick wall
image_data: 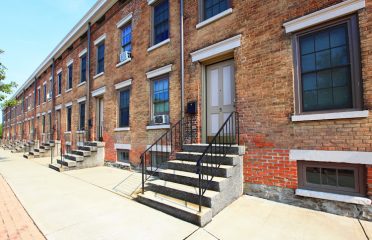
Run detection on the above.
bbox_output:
[367,165,372,198]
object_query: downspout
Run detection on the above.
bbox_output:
[180,0,185,120]
[51,59,55,141]
[86,22,91,141]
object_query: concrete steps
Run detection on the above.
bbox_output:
[137,143,244,227]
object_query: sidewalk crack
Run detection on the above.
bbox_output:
[358,219,369,240]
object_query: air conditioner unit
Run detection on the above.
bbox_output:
[120,51,131,62]
[154,115,169,125]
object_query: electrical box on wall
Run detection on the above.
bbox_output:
[187,101,197,114]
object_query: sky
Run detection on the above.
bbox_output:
[0,0,97,121]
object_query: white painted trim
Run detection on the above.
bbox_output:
[147,0,158,5]
[114,127,130,132]
[115,79,132,90]
[55,104,62,110]
[77,96,86,103]
[292,110,369,122]
[146,124,170,130]
[65,102,73,107]
[37,86,41,89]
[191,35,241,62]
[289,149,372,165]
[78,48,87,57]
[296,189,371,205]
[41,112,46,116]
[146,144,171,152]
[43,81,47,85]
[56,94,61,98]
[116,13,132,28]
[94,33,106,45]
[146,64,172,79]
[116,58,132,68]
[49,75,53,80]
[65,88,72,93]
[283,0,365,33]
[36,113,41,117]
[57,68,62,75]
[147,38,170,52]
[93,72,104,79]
[92,86,106,97]
[66,59,74,66]
[77,81,86,88]
[114,143,131,150]
[47,110,51,113]
[196,8,233,29]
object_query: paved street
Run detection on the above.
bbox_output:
[0,149,370,240]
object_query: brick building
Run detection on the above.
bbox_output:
[2,0,371,220]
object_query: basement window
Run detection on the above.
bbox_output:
[298,161,365,196]
[117,150,130,164]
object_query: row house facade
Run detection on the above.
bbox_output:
[2,0,371,219]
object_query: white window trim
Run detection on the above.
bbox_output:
[47,110,51,114]
[49,75,53,80]
[295,189,371,205]
[115,79,132,90]
[78,48,87,58]
[289,149,372,165]
[146,144,171,152]
[92,86,106,97]
[116,13,133,28]
[114,127,130,132]
[66,59,74,66]
[94,34,106,46]
[190,34,241,62]
[42,112,46,116]
[77,96,86,103]
[196,8,233,29]
[292,110,369,122]
[116,58,132,68]
[146,64,172,79]
[57,68,62,75]
[65,88,72,93]
[55,104,62,110]
[146,124,170,130]
[147,38,170,52]
[147,0,159,5]
[93,72,104,79]
[114,143,131,150]
[77,81,86,88]
[65,102,73,108]
[283,0,365,33]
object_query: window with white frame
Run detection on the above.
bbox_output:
[79,102,85,130]
[151,76,169,123]
[121,23,132,53]
[67,64,73,89]
[80,54,87,83]
[96,42,105,74]
[117,150,130,164]
[43,83,47,102]
[66,106,72,132]
[152,0,169,45]
[57,72,62,95]
[200,0,230,21]
[118,88,130,128]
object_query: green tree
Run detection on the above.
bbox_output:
[0,49,18,109]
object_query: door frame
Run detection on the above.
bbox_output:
[96,97,104,141]
[201,57,235,143]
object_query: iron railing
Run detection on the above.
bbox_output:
[196,112,239,212]
[141,115,197,193]
[64,132,72,154]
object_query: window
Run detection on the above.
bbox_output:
[43,84,47,102]
[49,79,52,99]
[42,115,45,133]
[121,24,132,53]
[293,15,362,114]
[97,42,105,74]
[119,89,130,127]
[79,102,85,130]
[298,161,365,196]
[152,76,169,120]
[201,0,230,21]
[67,64,73,89]
[80,55,87,83]
[152,0,169,45]
[150,151,169,167]
[66,106,72,132]
[117,150,129,164]
[38,88,41,106]
[57,72,62,95]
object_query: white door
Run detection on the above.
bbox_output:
[206,60,235,141]
[96,98,104,141]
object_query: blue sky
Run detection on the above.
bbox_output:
[0,0,97,121]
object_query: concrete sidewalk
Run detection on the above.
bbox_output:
[0,149,371,240]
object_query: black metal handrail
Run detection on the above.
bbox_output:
[141,115,197,193]
[196,112,239,212]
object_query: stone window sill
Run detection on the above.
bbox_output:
[65,89,72,93]
[93,72,104,79]
[291,110,369,122]
[196,8,233,29]
[146,124,170,130]
[114,127,130,132]
[77,81,86,87]
[147,38,170,52]
[116,58,132,68]
[295,189,371,205]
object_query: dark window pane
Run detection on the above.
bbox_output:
[153,0,169,45]
[119,89,130,127]
[316,50,331,70]
[306,167,321,184]
[332,67,350,87]
[321,168,337,186]
[331,46,349,66]
[317,70,332,89]
[338,169,355,189]
[301,54,316,72]
[317,88,333,108]
[330,25,347,48]
[333,86,352,108]
[303,90,317,111]
[315,31,330,51]
[302,73,317,91]
[203,0,229,20]
[300,36,314,55]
